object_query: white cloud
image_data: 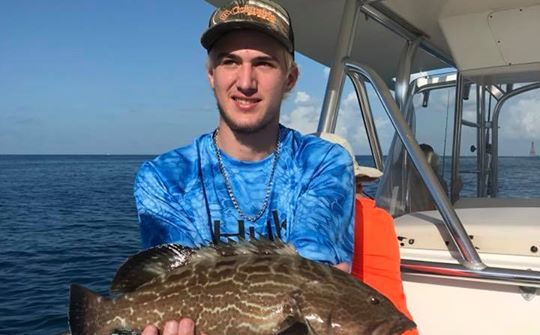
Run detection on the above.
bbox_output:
[283,82,540,156]
[500,96,540,140]
[335,91,395,154]
[294,91,311,104]
[281,104,319,135]
[281,91,320,134]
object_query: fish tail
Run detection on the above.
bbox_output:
[69,284,108,335]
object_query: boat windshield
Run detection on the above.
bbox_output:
[375,76,540,217]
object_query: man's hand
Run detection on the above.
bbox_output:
[142,318,208,335]
[335,262,350,272]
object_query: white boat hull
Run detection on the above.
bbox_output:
[396,203,540,334]
[403,274,540,334]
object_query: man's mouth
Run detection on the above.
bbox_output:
[234,97,260,104]
[233,97,261,109]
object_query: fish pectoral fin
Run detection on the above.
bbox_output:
[111,243,194,294]
[276,322,310,335]
[290,288,331,335]
[273,291,317,335]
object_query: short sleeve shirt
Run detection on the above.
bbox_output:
[134,125,354,264]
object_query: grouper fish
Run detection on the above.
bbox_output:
[69,240,416,335]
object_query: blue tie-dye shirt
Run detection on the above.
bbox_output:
[134,125,354,264]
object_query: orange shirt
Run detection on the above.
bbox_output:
[352,197,418,335]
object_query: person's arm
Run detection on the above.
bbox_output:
[134,161,200,248]
[289,144,355,266]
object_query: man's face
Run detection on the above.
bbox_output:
[207,30,298,134]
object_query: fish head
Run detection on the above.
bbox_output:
[298,276,416,335]
[298,284,416,335]
[323,291,416,335]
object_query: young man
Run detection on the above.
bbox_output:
[135,1,354,334]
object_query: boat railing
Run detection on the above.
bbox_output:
[343,60,540,288]
[401,260,540,289]
[314,0,540,287]
[394,75,540,200]
[344,60,485,270]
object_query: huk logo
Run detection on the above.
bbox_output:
[212,210,286,243]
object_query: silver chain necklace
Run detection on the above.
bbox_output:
[212,128,281,222]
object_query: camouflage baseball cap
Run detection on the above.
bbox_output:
[201,0,294,56]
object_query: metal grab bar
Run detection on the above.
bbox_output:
[346,72,384,170]
[317,0,456,134]
[402,259,540,288]
[344,59,486,271]
[451,73,465,203]
[318,0,360,133]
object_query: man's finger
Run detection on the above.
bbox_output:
[177,318,195,335]
[141,325,159,335]
[163,320,180,335]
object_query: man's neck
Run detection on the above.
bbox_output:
[215,122,280,161]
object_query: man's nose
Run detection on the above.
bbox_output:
[236,64,257,94]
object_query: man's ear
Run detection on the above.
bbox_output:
[284,65,299,92]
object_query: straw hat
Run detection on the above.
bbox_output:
[314,132,383,180]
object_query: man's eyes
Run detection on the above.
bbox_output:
[255,61,277,68]
[218,59,278,68]
[220,58,238,66]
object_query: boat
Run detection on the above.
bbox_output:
[206,1,540,334]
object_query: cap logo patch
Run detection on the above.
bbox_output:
[218,5,277,24]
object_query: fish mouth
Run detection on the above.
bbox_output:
[371,317,417,335]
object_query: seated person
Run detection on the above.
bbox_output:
[318,132,418,335]
[420,143,448,194]
[409,143,448,212]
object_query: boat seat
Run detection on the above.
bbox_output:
[394,206,540,258]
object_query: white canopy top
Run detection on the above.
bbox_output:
[206,0,540,85]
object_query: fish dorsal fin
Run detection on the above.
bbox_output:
[111,239,298,294]
[201,238,298,259]
[111,243,194,294]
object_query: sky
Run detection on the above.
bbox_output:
[1,0,538,156]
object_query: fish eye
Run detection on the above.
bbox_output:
[369,296,380,305]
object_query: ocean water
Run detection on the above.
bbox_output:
[0,155,146,334]
[0,154,538,334]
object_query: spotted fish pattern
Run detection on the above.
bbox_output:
[69,241,416,335]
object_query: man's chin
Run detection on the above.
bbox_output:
[218,105,277,134]
[221,116,273,135]
[227,122,268,134]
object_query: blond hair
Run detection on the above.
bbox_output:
[206,45,296,75]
